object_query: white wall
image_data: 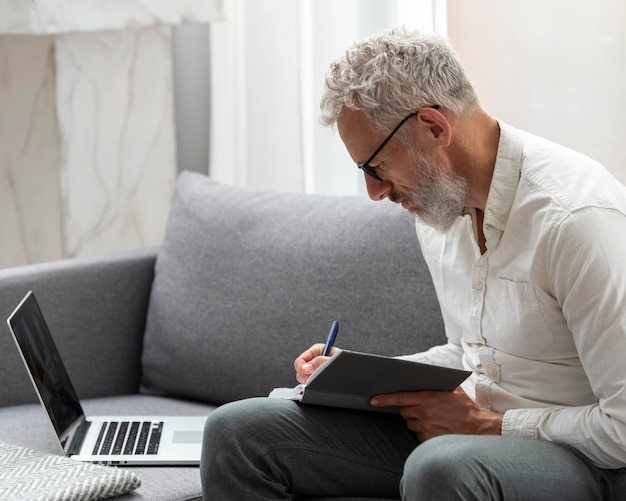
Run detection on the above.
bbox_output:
[447,0,626,184]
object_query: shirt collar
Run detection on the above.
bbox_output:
[483,120,524,232]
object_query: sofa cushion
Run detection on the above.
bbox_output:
[141,172,445,404]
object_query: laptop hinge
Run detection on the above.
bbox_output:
[68,419,91,456]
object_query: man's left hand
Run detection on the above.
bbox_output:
[370,387,503,442]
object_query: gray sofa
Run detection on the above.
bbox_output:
[0,171,446,500]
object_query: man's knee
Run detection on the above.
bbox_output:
[202,399,252,473]
[201,398,294,493]
[202,397,282,459]
[400,435,505,501]
[400,435,608,501]
[203,397,258,440]
[401,435,464,495]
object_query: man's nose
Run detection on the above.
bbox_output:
[364,174,392,201]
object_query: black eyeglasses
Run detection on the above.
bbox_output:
[357,105,440,182]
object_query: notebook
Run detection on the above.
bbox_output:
[6,291,207,466]
[269,349,471,413]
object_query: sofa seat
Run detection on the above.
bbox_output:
[0,395,215,501]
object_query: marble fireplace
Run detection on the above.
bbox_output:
[0,1,223,268]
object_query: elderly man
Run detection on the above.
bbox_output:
[200,29,626,500]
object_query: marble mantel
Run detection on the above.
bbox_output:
[0,0,224,268]
[0,0,224,34]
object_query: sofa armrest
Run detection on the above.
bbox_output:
[0,247,157,407]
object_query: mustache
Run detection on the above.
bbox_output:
[388,190,410,204]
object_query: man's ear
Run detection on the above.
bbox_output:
[416,107,452,147]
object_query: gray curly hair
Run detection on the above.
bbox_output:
[320,28,478,139]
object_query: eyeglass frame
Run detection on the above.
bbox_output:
[357,105,441,182]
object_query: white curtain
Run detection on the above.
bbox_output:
[208,0,446,195]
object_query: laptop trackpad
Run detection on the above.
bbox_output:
[173,431,203,444]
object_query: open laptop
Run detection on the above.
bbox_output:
[6,291,207,465]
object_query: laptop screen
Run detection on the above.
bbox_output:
[7,292,85,446]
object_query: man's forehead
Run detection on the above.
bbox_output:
[337,108,382,159]
[337,107,371,135]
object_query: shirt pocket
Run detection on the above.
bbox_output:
[494,278,554,357]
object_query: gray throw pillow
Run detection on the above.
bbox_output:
[0,441,140,500]
[141,172,444,404]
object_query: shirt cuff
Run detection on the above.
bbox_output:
[501,408,546,438]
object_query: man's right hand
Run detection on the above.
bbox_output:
[294,344,339,384]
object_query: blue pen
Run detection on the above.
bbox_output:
[322,321,339,356]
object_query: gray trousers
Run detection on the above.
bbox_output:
[200,397,626,500]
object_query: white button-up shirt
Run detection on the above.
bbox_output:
[404,121,626,468]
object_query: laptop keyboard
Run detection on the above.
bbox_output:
[93,421,163,455]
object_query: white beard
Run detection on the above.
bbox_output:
[403,151,469,232]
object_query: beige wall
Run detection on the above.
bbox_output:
[447,0,626,184]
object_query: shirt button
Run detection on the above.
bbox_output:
[473,281,484,291]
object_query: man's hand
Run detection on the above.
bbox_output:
[370,387,503,442]
[293,345,339,384]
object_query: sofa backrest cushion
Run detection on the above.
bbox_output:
[141,172,445,404]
